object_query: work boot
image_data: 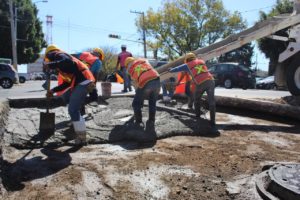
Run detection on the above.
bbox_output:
[121,89,128,93]
[134,111,143,124]
[146,112,155,133]
[210,122,219,135]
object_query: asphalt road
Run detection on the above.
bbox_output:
[0,80,291,101]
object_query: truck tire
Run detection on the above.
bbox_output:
[286,57,300,95]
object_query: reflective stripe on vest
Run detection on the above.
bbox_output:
[79,52,97,68]
[187,59,213,85]
[128,60,159,88]
[71,56,95,88]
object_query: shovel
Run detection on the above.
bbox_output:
[39,74,55,135]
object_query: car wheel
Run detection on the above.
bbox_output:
[224,78,232,89]
[271,84,277,90]
[19,76,26,83]
[0,78,13,89]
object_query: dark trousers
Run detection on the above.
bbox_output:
[132,78,160,113]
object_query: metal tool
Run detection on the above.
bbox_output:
[39,73,55,135]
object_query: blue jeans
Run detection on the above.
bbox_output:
[62,84,89,121]
[121,66,131,91]
[132,78,160,113]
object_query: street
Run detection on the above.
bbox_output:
[0,80,291,101]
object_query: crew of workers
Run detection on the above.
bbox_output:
[43,44,218,145]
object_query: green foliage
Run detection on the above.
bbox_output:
[219,43,254,67]
[257,0,293,74]
[136,0,252,65]
[0,0,46,64]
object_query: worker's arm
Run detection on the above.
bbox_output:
[90,60,102,76]
[45,53,75,72]
[51,82,70,93]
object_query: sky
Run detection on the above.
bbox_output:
[21,0,278,72]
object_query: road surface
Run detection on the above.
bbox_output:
[0,81,291,101]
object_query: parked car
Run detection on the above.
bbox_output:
[256,76,277,90]
[30,72,45,80]
[0,63,17,89]
[208,63,256,89]
[18,73,29,83]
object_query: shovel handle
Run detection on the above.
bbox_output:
[46,73,51,113]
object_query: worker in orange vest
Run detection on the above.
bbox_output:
[169,52,218,134]
[43,44,96,144]
[73,48,105,104]
[177,71,193,108]
[124,57,160,132]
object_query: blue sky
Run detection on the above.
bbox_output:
[28,0,277,72]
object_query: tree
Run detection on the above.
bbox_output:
[219,43,254,67]
[136,0,253,65]
[257,0,293,75]
[0,0,46,64]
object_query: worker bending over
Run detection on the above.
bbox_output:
[124,57,160,131]
[169,52,218,133]
[73,48,105,104]
[43,44,96,144]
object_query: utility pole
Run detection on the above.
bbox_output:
[130,10,147,58]
[9,0,18,73]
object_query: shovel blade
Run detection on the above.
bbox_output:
[39,112,55,135]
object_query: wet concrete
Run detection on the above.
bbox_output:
[4,97,213,149]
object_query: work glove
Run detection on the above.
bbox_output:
[46,90,53,98]
[86,82,96,93]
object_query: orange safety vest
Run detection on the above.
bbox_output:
[79,52,97,68]
[186,59,213,85]
[128,59,159,88]
[48,51,95,90]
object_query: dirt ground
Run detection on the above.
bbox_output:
[1,98,300,200]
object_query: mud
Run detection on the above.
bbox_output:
[1,97,300,199]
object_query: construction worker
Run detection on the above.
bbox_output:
[169,52,218,133]
[177,71,193,108]
[43,44,96,144]
[124,57,160,131]
[116,45,133,92]
[73,48,105,104]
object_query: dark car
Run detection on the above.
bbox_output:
[256,76,277,90]
[0,63,17,89]
[208,63,256,89]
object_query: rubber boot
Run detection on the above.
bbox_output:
[73,116,87,145]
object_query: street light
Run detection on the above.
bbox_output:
[130,10,147,58]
